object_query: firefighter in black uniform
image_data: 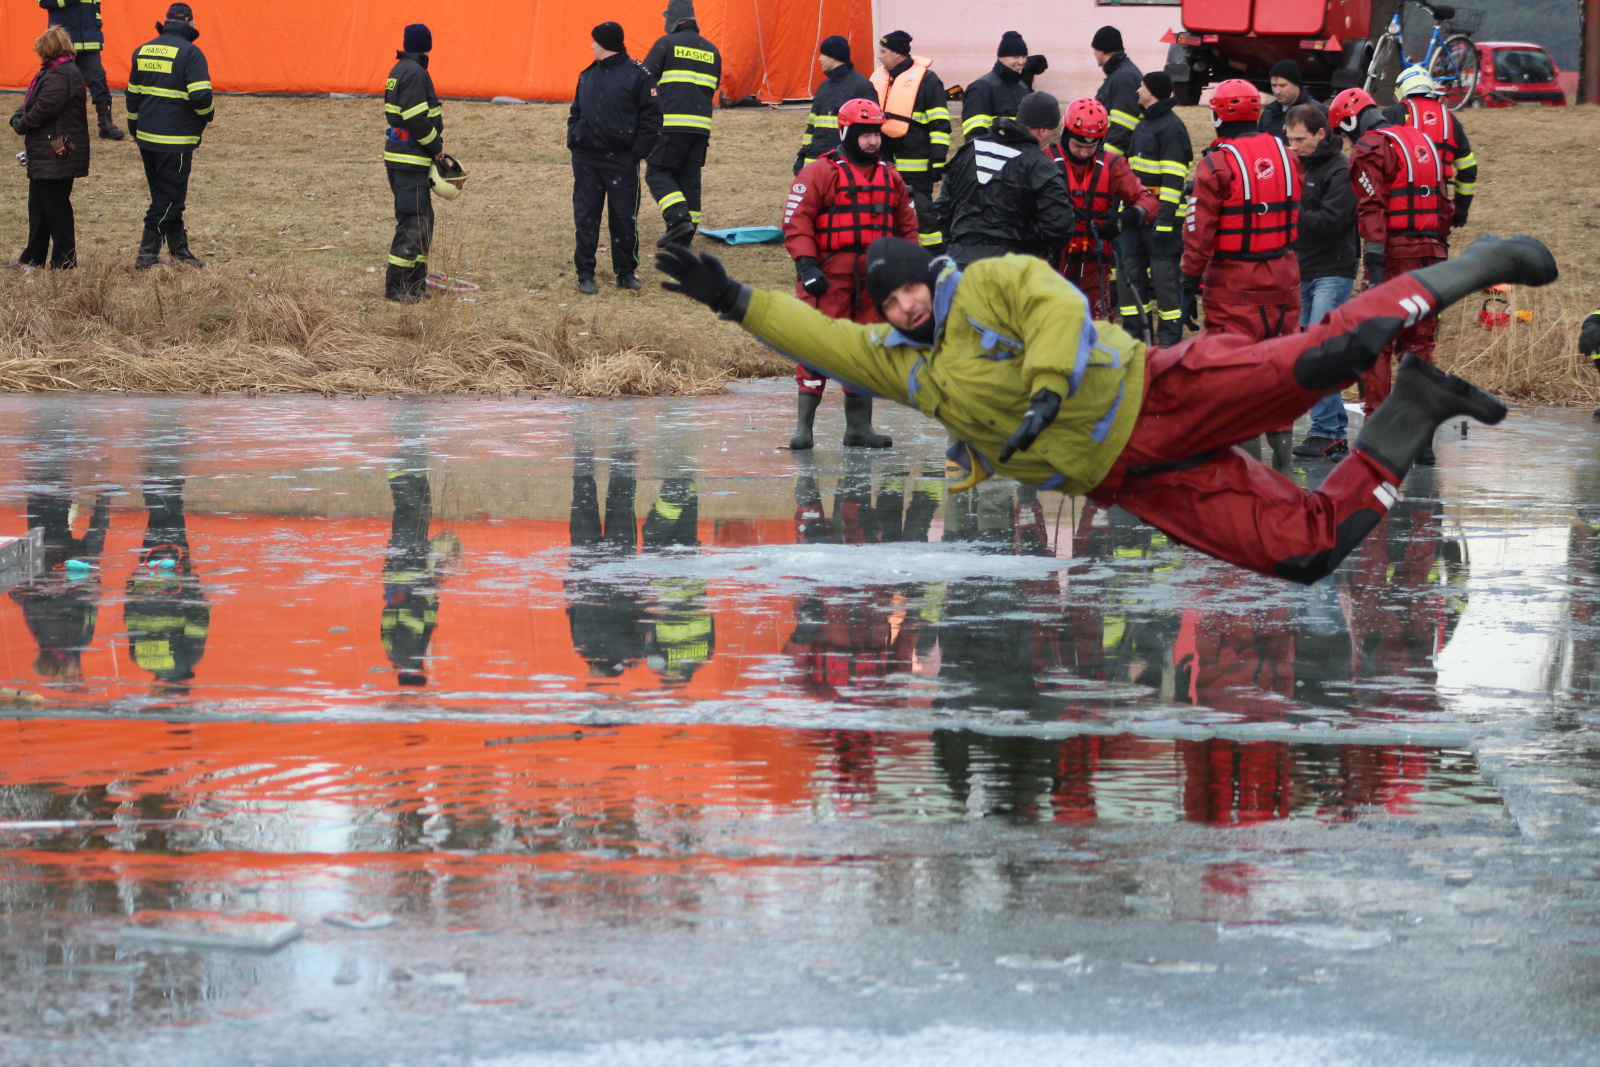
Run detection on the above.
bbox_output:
[382,24,443,303]
[1123,72,1192,345]
[569,22,662,294]
[794,35,876,175]
[126,3,213,270]
[931,91,1075,267]
[1091,25,1140,159]
[37,0,123,139]
[642,0,721,247]
[959,31,1044,140]
[871,30,952,251]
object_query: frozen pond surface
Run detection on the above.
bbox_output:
[1,385,1598,1066]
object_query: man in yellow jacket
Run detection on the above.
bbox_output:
[654,234,1556,583]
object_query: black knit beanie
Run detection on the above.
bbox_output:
[998,31,1028,57]
[1143,72,1173,99]
[1091,26,1122,53]
[402,23,431,53]
[819,35,851,62]
[1269,59,1304,87]
[866,238,938,317]
[879,30,912,56]
[592,22,625,52]
[1016,91,1061,130]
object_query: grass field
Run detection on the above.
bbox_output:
[0,96,1596,402]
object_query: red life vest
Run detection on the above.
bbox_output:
[1402,96,1461,180]
[1212,132,1299,261]
[814,151,897,255]
[1375,125,1447,238]
[1048,144,1117,258]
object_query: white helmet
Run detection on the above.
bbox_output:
[1396,65,1438,98]
[428,153,467,201]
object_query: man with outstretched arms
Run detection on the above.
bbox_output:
[642,0,720,246]
[654,232,1557,585]
[1047,98,1158,321]
[871,30,951,251]
[795,35,876,175]
[1330,87,1451,458]
[1383,65,1477,232]
[781,98,918,451]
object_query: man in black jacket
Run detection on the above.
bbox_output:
[960,31,1038,140]
[795,35,875,174]
[1121,72,1191,345]
[1091,26,1140,159]
[1286,103,1359,459]
[642,0,720,247]
[126,3,213,270]
[382,23,443,303]
[1259,59,1323,142]
[37,0,122,139]
[569,22,662,294]
[931,91,1075,267]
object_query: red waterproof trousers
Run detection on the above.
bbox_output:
[794,259,875,397]
[1088,276,1437,582]
[1360,254,1442,414]
[1061,259,1116,322]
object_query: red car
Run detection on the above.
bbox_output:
[1469,42,1567,108]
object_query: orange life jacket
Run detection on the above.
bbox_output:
[870,56,931,139]
[1376,124,1447,237]
[814,151,898,254]
[1213,132,1299,261]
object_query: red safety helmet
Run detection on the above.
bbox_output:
[837,98,886,133]
[1064,98,1109,140]
[1209,79,1262,122]
[1328,87,1377,133]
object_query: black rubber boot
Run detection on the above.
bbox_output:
[842,394,892,449]
[789,392,821,451]
[1410,235,1558,307]
[1266,429,1293,472]
[167,229,204,268]
[1356,353,1507,480]
[96,101,125,141]
[134,227,162,270]
[1239,435,1263,461]
[657,219,697,248]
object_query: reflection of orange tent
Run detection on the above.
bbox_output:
[0,0,872,101]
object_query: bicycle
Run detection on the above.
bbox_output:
[1364,1,1482,112]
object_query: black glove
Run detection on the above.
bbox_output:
[1363,241,1385,287]
[1094,215,1120,242]
[1580,313,1600,362]
[655,245,747,317]
[1451,207,1469,230]
[999,389,1062,463]
[8,111,23,135]
[1022,54,1049,80]
[1181,271,1202,298]
[793,153,805,177]
[795,256,829,298]
[1119,204,1147,231]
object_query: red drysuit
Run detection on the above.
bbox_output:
[1047,144,1158,321]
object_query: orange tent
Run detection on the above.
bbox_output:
[0,0,872,102]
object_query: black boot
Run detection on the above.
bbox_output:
[842,394,892,448]
[657,219,696,248]
[1266,429,1293,471]
[167,229,204,268]
[789,392,821,451]
[134,227,162,270]
[1356,353,1507,479]
[1410,235,1558,307]
[95,101,125,141]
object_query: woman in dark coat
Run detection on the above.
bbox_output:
[9,26,91,269]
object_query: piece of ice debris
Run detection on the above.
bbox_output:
[1216,924,1392,952]
[419,971,468,991]
[334,964,361,986]
[41,961,146,975]
[121,911,302,952]
[995,953,1084,970]
[323,912,396,931]
[910,958,959,970]
[41,1007,68,1027]
[1122,959,1218,974]
[307,1009,333,1022]
[1444,871,1475,886]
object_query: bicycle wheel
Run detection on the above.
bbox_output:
[1432,36,1480,110]
[1365,36,1398,98]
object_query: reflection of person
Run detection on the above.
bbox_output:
[641,477,714,684]
[656,232,1553,583]
[8,27,90,271]
[125,472,210,688]
[381,462,453,687]
[566,446,649,678]
[8,464,109,682]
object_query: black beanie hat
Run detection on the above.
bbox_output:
[592,21,625,52]
[819,35,850,62]
[1016,91,1061,130]
[879,30,912,56]
[663,0,696,32]
[402,23,431,53]
[1142,71,1173,99]
[865,238,937,315]
[1269,59,1304,87]
[998,31,1028,57]
[1091,26,1122,53]
[166,2,194,20]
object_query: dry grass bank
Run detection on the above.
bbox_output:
[0,98,1597,400]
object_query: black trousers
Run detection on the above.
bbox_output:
[644,133,708,228]
[20,178,75,269]
[140,149,193,234]
[386,168,433,295]
[1119,225,1184,346]
[572,148,641,279]
[904,173,943,252]
[74,50,111,109]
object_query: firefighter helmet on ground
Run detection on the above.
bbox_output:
[1209,79,1262,123]
[1396,65,1438,98]
[1064,98,1109,140]
[837,98,886,134]
[1329,88,1377,133]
